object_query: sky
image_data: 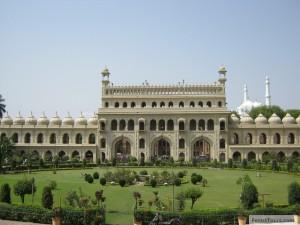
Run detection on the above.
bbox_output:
[0,0,299,118]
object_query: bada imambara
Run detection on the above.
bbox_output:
[1,67,300,163]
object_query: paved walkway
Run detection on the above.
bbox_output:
[0,220,49,225]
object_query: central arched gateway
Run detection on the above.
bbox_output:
[152,138,170,159]
[115,138,131,160]
[193,139,211,161]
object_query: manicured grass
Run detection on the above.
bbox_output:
[1,167,300,225]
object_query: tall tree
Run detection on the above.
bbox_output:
[249,105,285,119]
[0,95,6,118]
[0,137,15,173]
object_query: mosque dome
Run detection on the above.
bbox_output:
[282,113,296,125]
[268,113,282,125]
[13,112,25,125]
[1,112,13,126]
[37,112,49,126]
[62,112,74,126]
[230,114,240,124]
[240,113,254,124]
[296,115,300,125]
[50,112,62,126]
[88,113,98,126]
[255,113,268,124]
[25,112,37,126]
[75,112,87,126]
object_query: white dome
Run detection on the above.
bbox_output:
[230,114,240,124]
[88,113,98,126]
[282,113,296,125]
[296,115,300,125]
[25,112,37,126]
[37,112,49,126]
[240,113,254,124]
[50,112,62,126]
[268,113,282,125]
[255,113,268,124]
[62,112,74,126]
[237,100,263,116]
[75,112,87,126]
[1,112,13,125]
[13,112,25,125]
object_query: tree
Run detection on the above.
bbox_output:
[0,95,6,118]
[240,182,258,209]
[119,179,126,187]
[286,109,300,119]
[288,182,300,205]
[249,105,285,119]
[184,188,203,210]
[13,178,36,204]
[100,177,106,186]
[95,190,104,207]
[133,192,141,210]
[0,136,15,173]
[176,192,185,211]
[0,183,11,203]
[42,186,53,209]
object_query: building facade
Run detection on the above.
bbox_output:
[1,67,300,163]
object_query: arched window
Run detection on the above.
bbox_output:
[190,101,195,107]
[114,102,119,108]
[150,120,156,131]
[100,138,106,148]
[139,121,145,131]
[220,120,226,131]
[198,120,205,130]
[152,102,157,108]
[207,119,214,130]
[158,120,165,131]
[232,133,239,145]
[89,133,96,144]
[259,133,267,144]
[131,102,136,108]
[119,120,126,130]
[179,101,184,108]
[160,102,165,107]
[248,152,256,161]
[141,102,146,108]
[63,133,69,144]
[0,133,6,141]
[111,120,117,131]
[168,102,173,108]
[190,119,196,131]
[37,133,43,144]
[198,101,203,107]
[128,120,134,131]
[207,101,212,107]
[273,133,281,144]
[12,133,18,143]
[50,133,56,144]
[58,151,66,160]
[122,102,127,108]
[219,153,226,162]
[288,133,295,144]
[233,151,241,162]
[139,138,145,148]
[72,151,80,159]
[100,121,106,131]
[277,151,285,162]
[179,121,185,131]
[219,138,225,148]
[179,138,185,149]
[167,119,174,131]
[104,102,109,108]
[218,101,222,107]
[246,133,253,144]
[24,133,31,143]
[75,133,82,144]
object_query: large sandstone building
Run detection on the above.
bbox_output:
[1,67,300,163]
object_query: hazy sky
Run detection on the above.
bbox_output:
[0,0,299,118]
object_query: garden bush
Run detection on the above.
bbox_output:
[174,178,181,186]
[41,186,53,209]
[139,170,148,175]
[0,183,11,204]
[288,181,300,205]
[93,172,99,179]
[85,174,94,184]
[150,179,157,188]
[119,179,126,187]
[100,177,106,186]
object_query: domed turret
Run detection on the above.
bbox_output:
[88,113,98,126]
[62,112,74,126]
[25,111,37,126]
[230,113,240,124]
[13,112,25,125]
[50,112,62,126]
[37,112,49,126]
[1,112,13,126]
[75,112,87,126]
[296,115,300,125]
[282,113,296,125]
[240,113,254,124]
[268,113,282,125]
[255,113,268,125]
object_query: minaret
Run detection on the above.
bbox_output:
[101,66,110,86]
[265,76,271,107]
[243,84,249,102]
[218,66,227,85]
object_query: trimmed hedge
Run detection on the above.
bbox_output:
[0,203,105,225]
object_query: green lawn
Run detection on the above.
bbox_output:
[0,167,299,225]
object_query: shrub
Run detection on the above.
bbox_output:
[150,179,157,188]
[14,178,37,204]
[272,160,278,171]
[185,188,203,210]
[0,183,11,204]
[240,182,258,209]
[176,192,185,211]
[174,178,181,186]
[48,181,57,190]
[93,172,99,179]
[177,171,185,178]
[288,182,300,205]
[139,170,148,175]
[85,174,94,184]
[191,176,198,185]
[242,159,248,169]
[100,177,106,186]
[42,186,53,209]
[197,175,203,183]
[228,158,233,168]
[119,179,126,187]
[112,158,117,167]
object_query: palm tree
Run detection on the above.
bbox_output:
[0,95,6,118]
[0,136,15,173]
